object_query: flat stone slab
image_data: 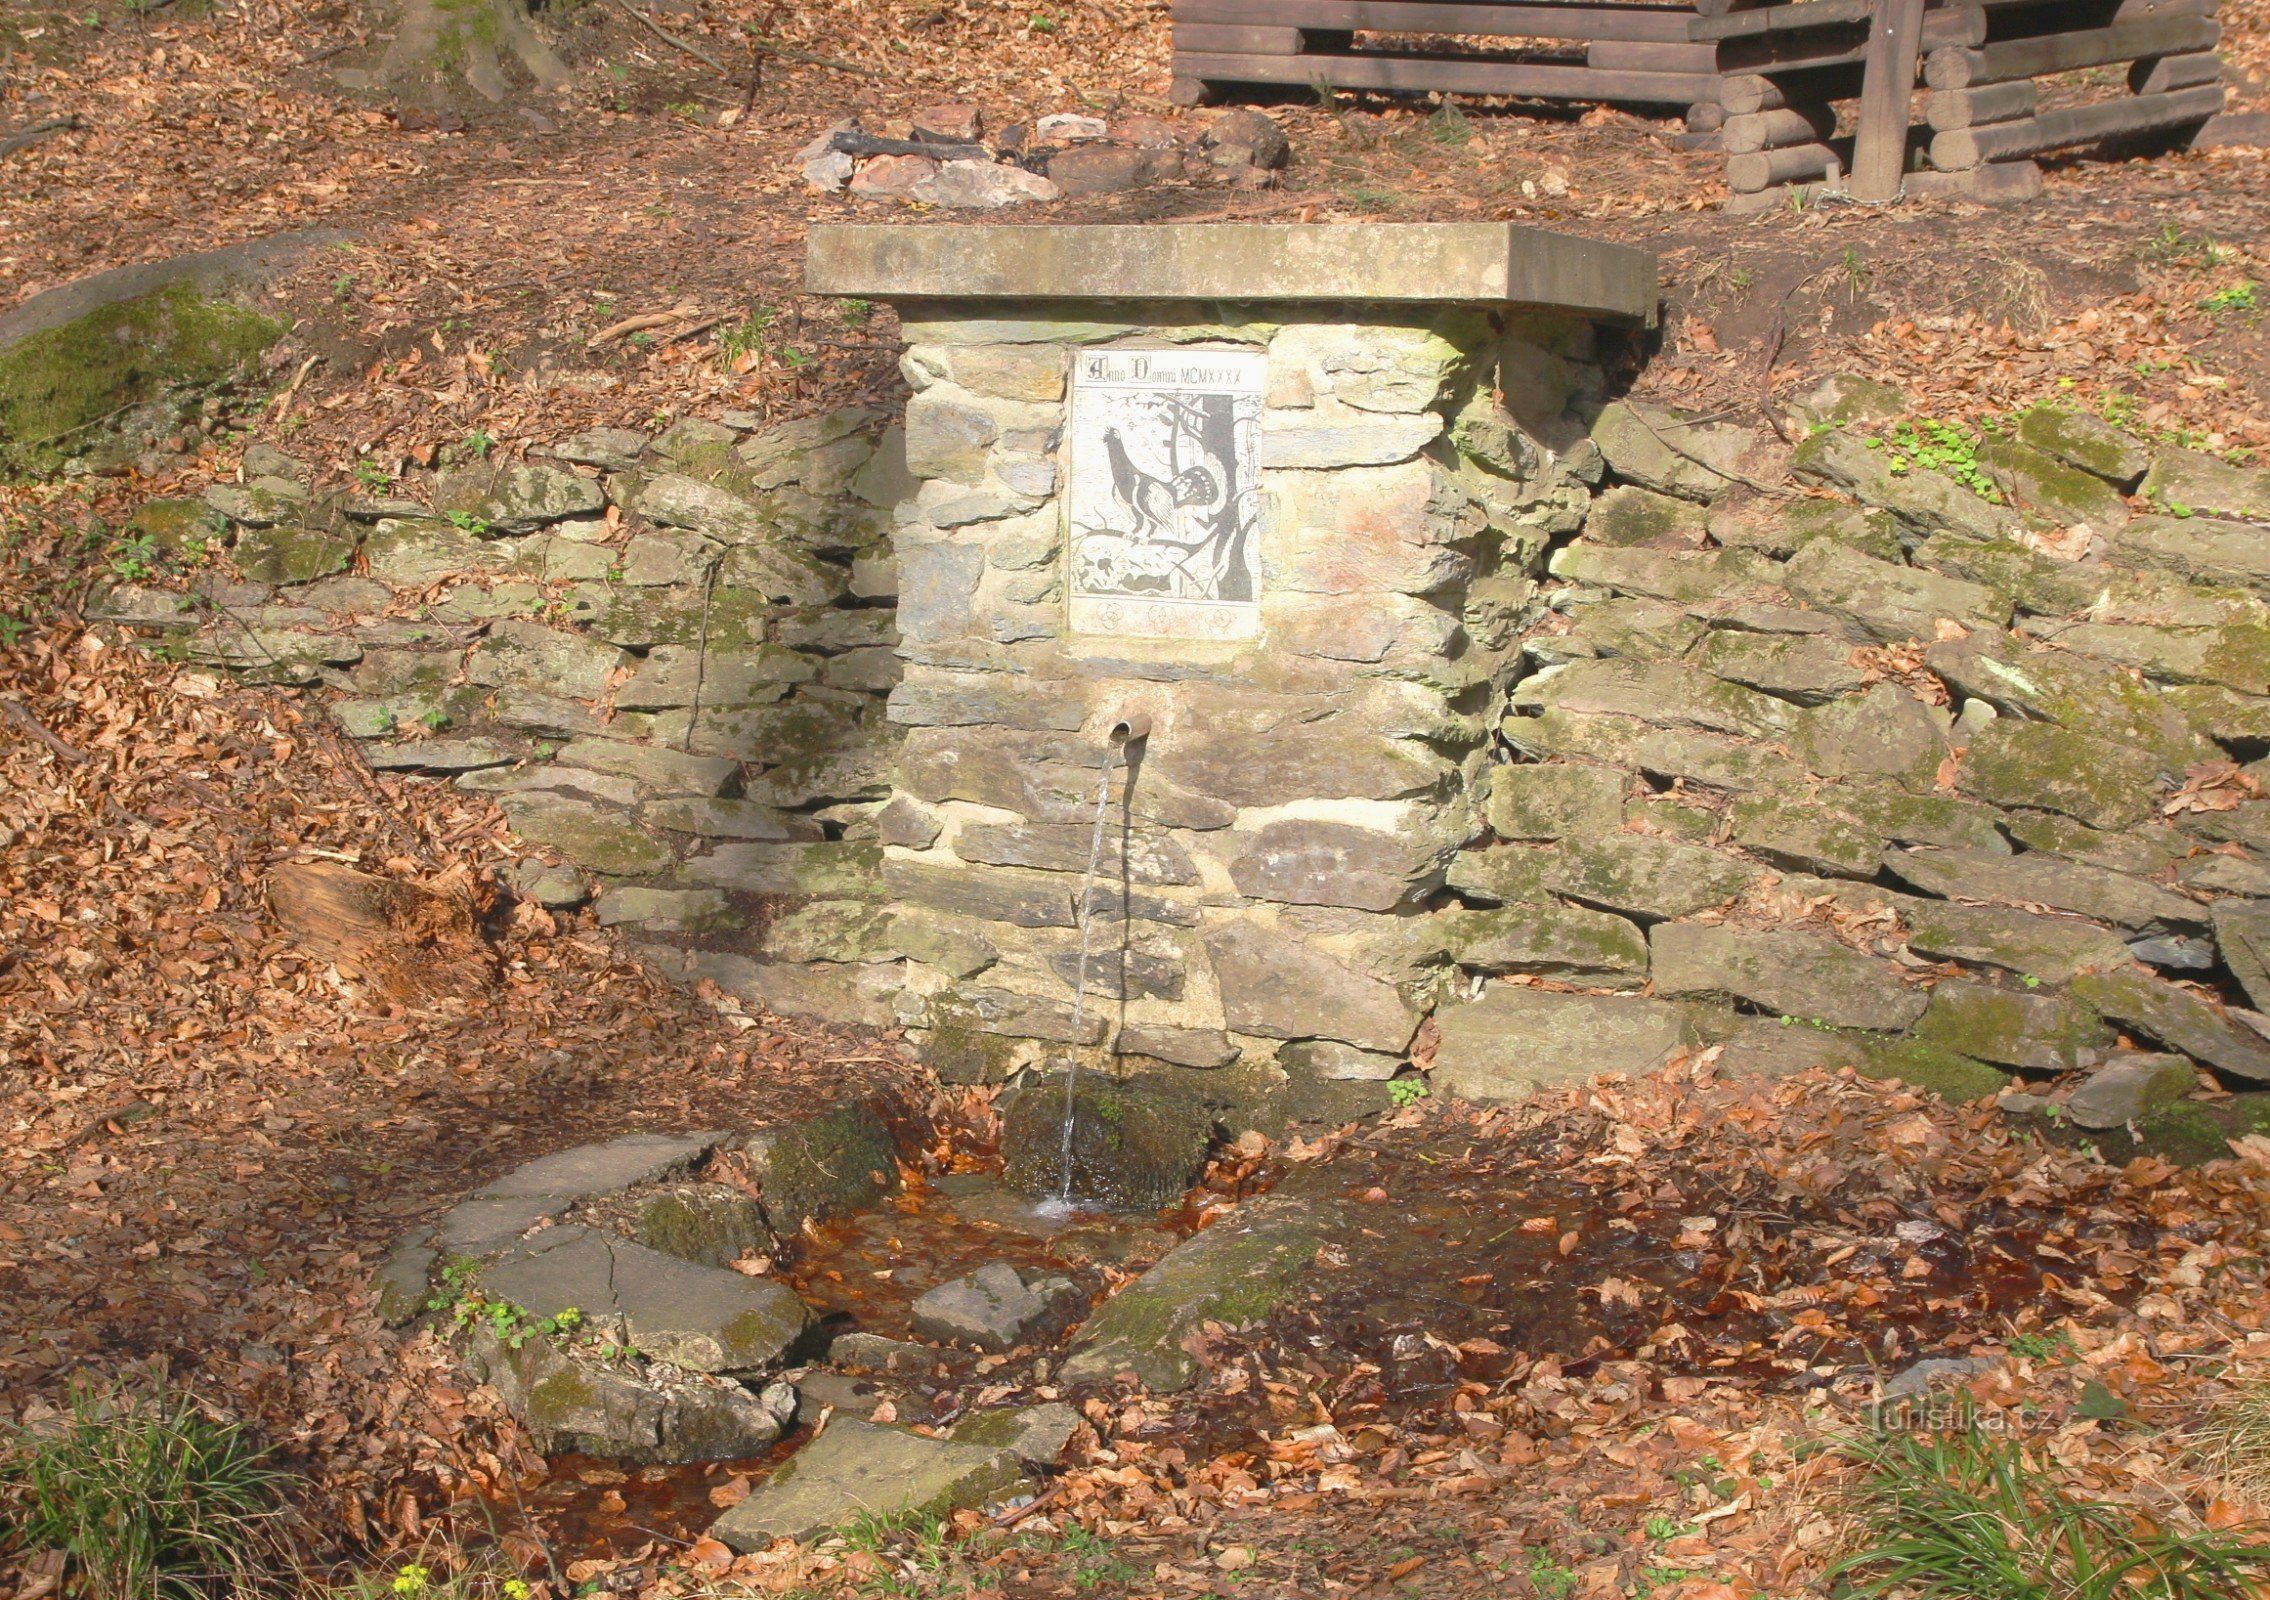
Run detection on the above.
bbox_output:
[478,1131,721,1200]
[480,1226,812,1374]
[1060,1190,1335,1392]
[1434,987,1697,1104]
[709,1418,1023,1550]
[805,223,1657,324]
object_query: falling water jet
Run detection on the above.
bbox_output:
[1057,713,1149,1206]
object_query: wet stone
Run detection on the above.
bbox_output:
[709,1418,1023,1550]
[1000,1074,1213,1211]
[908,1262,1084,1352]
[951,1402,1081,1467]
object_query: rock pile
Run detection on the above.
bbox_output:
[796,106,1289,208]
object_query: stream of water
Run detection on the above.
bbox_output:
[1057,737,1123,1204]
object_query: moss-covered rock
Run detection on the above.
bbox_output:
[231,522,360,585]
[1914,978,2108,1072]
[1955,720,2166,831]
[745,1102,900,1236]
[128,497,228,558]
[0,281,279,476]
[2015,406,2148,488]
[1858,1036,2010,1103]
[1000,1073,1214,1211]
[1976,436,2131,531]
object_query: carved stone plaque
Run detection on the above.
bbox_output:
[1065,348,1266,640]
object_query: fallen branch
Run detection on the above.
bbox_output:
[829,130,989,161]
[0,116,78,159]
[587,304,699,349]
[613,0,729,76]
[0,696,89,764]
[745,32,866,76]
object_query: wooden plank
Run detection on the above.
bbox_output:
[1925,80,2038,129]
[1851,0,1929,201]
[1172,22,1305,54]
[1588,41,1720,73]
[1722,104,1836,153]
[1925,16,2221,88]
[1172,1,1700,45]
[1171,50,1720,102]
[1720,63,1864,112]
[1727,140,1840,191]
[1928,81,2225,166]
[1904,159,2044,202]
[2130,50,2224,94]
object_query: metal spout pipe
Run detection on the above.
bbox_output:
[1106,712,1151,747]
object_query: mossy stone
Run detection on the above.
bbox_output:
[1587,484,1708,548]
[0,281,279,475]
[1858,1037,2010,1104]
[1976,436,2132,531]
[1914,979,2108,1072]
[1955,720,2164,831]
[231,522,360,585]
[746,1102,899,1235]
[1000,1073,1214,1211]
[2015,406,2148,488]
[129,497,228,556]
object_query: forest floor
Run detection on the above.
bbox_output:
[9,3,2270,1598]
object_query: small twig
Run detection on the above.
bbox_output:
[661,314,728,345]
[612,0,730,75]
[991,1483,1063,1529]
[745,32,866,76]
[0,116,77,159]
[0,696,89,764]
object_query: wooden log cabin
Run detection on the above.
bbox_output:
[1689,0,2253,212]
[1166,1,1741,135]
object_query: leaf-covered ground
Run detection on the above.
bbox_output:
[8,3,2270,1597]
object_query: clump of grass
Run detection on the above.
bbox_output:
[2194,1378,2270,1516]
[0,1376,290,1600]
[1830,1412,2270,1600]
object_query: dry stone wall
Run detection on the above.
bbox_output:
[122,325,2270,1153]
[1444,378,2270,1150]
[99,407,912,950]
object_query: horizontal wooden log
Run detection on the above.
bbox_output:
[1727,140,1839,191]
[1589,41,1720,74]
[1170,50,1719,103]
[1171,1,1699,45]
[1172,22,1304,54]
[2131,50,2224,94]
[1928,81,2225,166]
[1722,104,1837,153]
[1716,7,1981,75]
[1904,158,2044,204]
[1720,64,1864,113]
[1692,1,1868,43]
[2189,108,2270,147]
[1925,81,2039,130]
[1687,99,1728,132]
[1925,16,2221,88]
[1984,0,2217,40]
[1723,177,1845,214]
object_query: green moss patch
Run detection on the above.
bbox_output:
[0,283,280,476]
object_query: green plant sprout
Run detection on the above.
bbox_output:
[1389,1078,1429,1108]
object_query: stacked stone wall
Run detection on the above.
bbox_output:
[100,406,913,950]
[1439,380,2270,1141]
[123,325,2270,1149]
